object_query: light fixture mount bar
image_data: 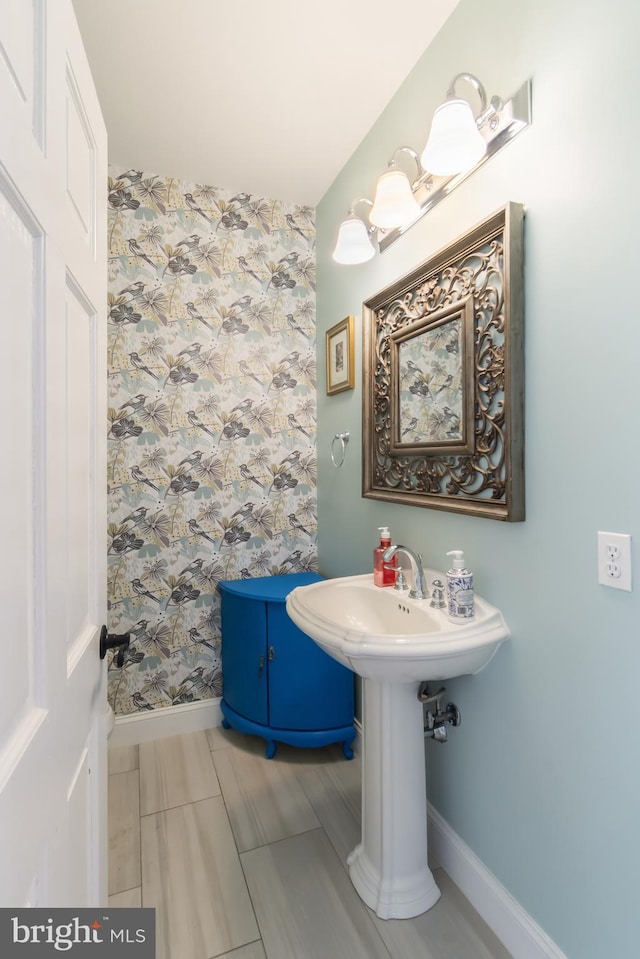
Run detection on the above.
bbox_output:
[378,79,531,253]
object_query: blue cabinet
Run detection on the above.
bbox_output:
[218,573,355,759]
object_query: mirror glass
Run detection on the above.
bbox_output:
[392,304,472,451]
[399,322,463,443]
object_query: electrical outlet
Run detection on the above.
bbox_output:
[597,531,632,591]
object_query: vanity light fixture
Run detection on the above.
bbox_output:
[421,73,499,176]
[332,198,376,265]
[369,147,423,230]
[333,73,531,263]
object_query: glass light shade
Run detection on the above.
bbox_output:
[420,98,487,176]
[369,169,421,229]
[332,216,375,265]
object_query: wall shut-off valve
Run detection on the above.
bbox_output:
[418,682,461,743]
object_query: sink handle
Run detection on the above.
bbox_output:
[430,580,446,609]
[384,564,408,590]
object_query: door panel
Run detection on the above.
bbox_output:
[0,0,107,907]
[66,746,91,903]
[0,178,42,738]
[0,0,45,144]
[0,1,34,103]
[65,61,96,251]
[65,279,93,650]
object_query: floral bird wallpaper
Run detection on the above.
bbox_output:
[107,169,317,715]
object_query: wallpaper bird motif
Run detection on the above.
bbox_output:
[107,169,317,715]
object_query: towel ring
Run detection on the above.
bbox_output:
[331,432,350,468]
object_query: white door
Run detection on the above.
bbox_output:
[0,0,108,905]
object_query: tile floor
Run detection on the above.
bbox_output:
[108,727,512,959]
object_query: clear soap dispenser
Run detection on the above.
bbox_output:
[446,549,474,621]
[374,526,396,587]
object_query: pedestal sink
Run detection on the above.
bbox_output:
[286,572,509,919]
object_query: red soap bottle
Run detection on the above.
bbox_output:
[373,526,396,587]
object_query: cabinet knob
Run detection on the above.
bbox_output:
[258,654,265,677]
[268,645,275,661]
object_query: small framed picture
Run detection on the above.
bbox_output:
[326,315,355,395]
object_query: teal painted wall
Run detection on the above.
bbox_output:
[316,1,640,956]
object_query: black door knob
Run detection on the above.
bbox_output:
[100,625,131,666]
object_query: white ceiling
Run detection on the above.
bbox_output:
[72,0,460,207]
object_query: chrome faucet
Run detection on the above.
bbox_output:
[382,544,429,600]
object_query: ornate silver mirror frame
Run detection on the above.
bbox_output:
[362,202,525,521]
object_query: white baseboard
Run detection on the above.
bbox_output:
[109,698,223,748]
[427,803,567,959]
[110,700,359,753]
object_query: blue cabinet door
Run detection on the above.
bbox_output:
[267,603,354,731]
[220,591,268,725]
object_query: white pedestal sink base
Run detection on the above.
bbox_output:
[285,574,510,919]
[349,679,441,919]
[348,845,441,919]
